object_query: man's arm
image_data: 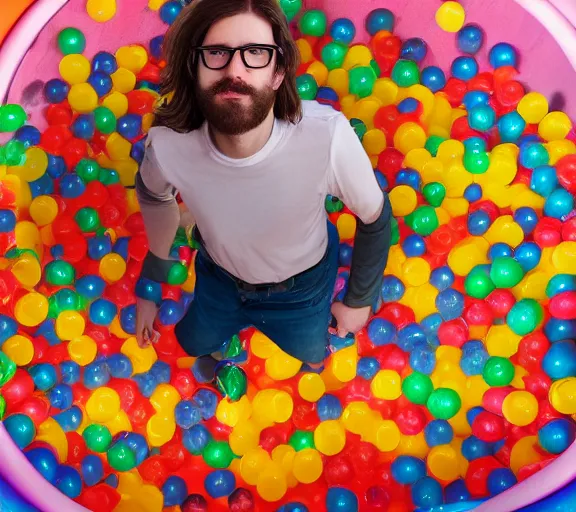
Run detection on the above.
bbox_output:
[327,114,393,311]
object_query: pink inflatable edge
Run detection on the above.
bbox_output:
[0,1,575,512]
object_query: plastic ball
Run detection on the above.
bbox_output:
[4,413,36,449]
[55,465,83,499]
[502,390,538,426]
[457,24,484,54]
[544,188,574,219]
[468,105,496,132]
[412,476,443,508]
[402,372,433,405]
[296,74,318,100]
[520,142,549,169]
[299,9,327,36]
[330,18,355,44]
[204,469,236,499]
[538,418,576,454]
[162,475,188,507]
[326,487,359,511]
[451,56,478,81]
[44,79,70,103]
[498,111,526,143]
[391,59,420,87]
[427,388,461,419]
[421,66,446,93]
[424,419,454,447]
[391,455,426,485]
[26,447,59,483]
[401,38,427,63]
[507,299,543,336]
[542,340,576,380]
[487,468,517,495]
[0,104,27,132]
[81,454,104,487]
[489,42,518,69]
[365,8,394,35]
[435,1,466,32]
[57,27,86,55]
[159,1,183,24]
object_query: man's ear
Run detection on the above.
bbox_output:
[272,69,285,91]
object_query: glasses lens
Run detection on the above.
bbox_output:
[243,46,273,68]
[202,48,231,69]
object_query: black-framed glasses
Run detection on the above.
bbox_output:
[194,44,283,70]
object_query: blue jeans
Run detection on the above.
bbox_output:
[174,221,340,364]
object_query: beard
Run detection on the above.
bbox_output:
[195,77,276,136]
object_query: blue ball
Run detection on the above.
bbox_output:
[421,313,443,339]
[0,314,18,344]
[402,234,426,257]
[72,114,96,140]
[326,487,358,512]
[391,455,426,485]
[193,388,218,420]
[514,207,538,235]
[410,345,436,374]
[544,318,576,342]
[92,51,117,74]
[542,340,576,380]
[88,71,113,97]
[59,360,81,385]
[546,274,576,298]
[544,188,574,219]
[4,414,36,449]
[47,154,67,179]
[317,394,343,420]
[204,470,236,499]
[395,168,421,191]
[463,91,489,111]
[498,111,526,143]
[162,475,188,506]
[421,66,446,93]
[330,18,356,44]
[463,136,487,153]
[464,183,483,202]
[397,323,427,352]
[55,465,83,499]
[124,432,149,465]
[467,209,491,235]
[135,277,162,304]
[339,243,353,267]
[374,170,389,190]
[76,274,106,299]
[133,371,158,398]
[461,340,489,376]
[29,173,54,198]
[381,275,405,301]
[14,125,41,148]
[412,476,443,508]
[356,357,380,380]
[278,504,309,512]
[150,360,171,383]
[397,98,420,114]
[29,363,58,391]
[451,56,479,81]
[489,242,513,260]
[436,288,465,321]
[401,38,427,62]
[59,173,86,198]
[445,478,471,503]
[131,138,146,164]
[0,209,16,232]
[466,406,485,426]
[49,383,74,409]
[430,266,455,291]
[462,435,492,461]
[117,114,142,139]
[365,8,394,35]
[89,298,118,326]
[107,353,133,378]
[538,418,576,455]
[457,24,484,54]
[83,360,111,389]
[158,299,185,326]
[149,36,164,59]
[489,42,518,69]
[159,1,183,24]
[119,304,137,335]
[514,242,541,272]
[487,468,517,495]
[44,79,69,103]
[175,399,202,429]
[424,419,454,447]
[183,424,211,455]
[519,142,549,169]
[468,105,496,132]
[530,165,559,197]
[81,454,104,487]
[26,447,59,483]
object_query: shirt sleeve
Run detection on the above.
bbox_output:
[327,113,385,224]
[137,138,175,202]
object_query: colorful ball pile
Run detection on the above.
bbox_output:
[0,2,576,511]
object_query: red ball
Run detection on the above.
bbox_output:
[228,488,255,512]
[377,148,404,182]
[561,217,576,241]
[482,387,514,415]
[171,369,196,399]
[533,217,563,248]
[62,137,87,169]
[523,373,552,401]
[84,180,110,209]
[465,456,504,498]
[464,299,494,326]
[556,154,576,194]
[443,77,468,107]
[486,289,516,318]
[549,291,576,320]
[374,345,408,373]
[517,331,550,373]
[40,125,73,154]
[14,394,50,426]
[472,411,506,442]
[451,116,482,140]
[58,232,88,263]
[2,368,35,407]
[77,483,121,512]
[66,431,88,464]
[138,455,168,487]
[181,494,208,512]
[438,318,469,348]
[45,104,73,126]
[427,225,458,256]
[291,401,318,431]
[108,379,139,411]
[394,404,426,435]
[324,454,355,485]
[378,303,415,330]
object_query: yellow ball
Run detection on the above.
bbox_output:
[327,69,349,98]
[265,350,302,380]
[216,395,252,427]
[343,45,373,70]
[517,92,549,124]
[230,422,261,456]
[307,61,329,87]
[146,414,176,448]
[150,383,180,414]
[86,387,121,422]
[16,148,48,182]
[314,420,346,456]
[362,128,387,155]
[371,370,402,400]
[502,390,538,426]
[427,444,460,481]
[240,447,270,485]
[298,373,326,402]
[14,292,48,326]
[373,420,401,452]
[111,68,136,94]
[3,334,34,366]
[447,237,490,276]
[393,122,427,155]
[30,195,58,226]
[389,185,418,216]
[99,252,127,283]
[292,449,323,484]
[116,45,149,73]
[56,310,86,341]
[538,111,573,141]
[251,331,279,359]
[59,54,91,84]
[102,91,129,117]
[68,83,98,113]
[121,336,157,374]
[549,377,576,414]
[552,242,576,273]
[106,132,132,161]
[257,462,287,502]
[402,257,431,287]
[336,213,356,240]
[68,335,98,366]
[435,1,466,32]
[87,0,117,22]
[10,253,42,288]
[296,38,313,63]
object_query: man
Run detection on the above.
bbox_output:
[135,0,392,372]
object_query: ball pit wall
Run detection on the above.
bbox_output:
[0,0,576,511]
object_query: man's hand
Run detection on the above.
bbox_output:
[330,302,371,338]
[136,298,160,348]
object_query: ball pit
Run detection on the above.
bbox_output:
[1,0,576,511]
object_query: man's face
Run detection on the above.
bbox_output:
[195,12,285,135]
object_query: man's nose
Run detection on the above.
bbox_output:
[225,50,248,79]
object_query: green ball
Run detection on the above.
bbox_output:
[490,257,524,289]
[296,74,318,100]
[107,440,137,471]
[391,59,420,87]
[289,430,315,451]
[76,159,101,182]
[482,356,515,386]
[94,106,117,135]
[45,260,75,286]
[370,59,381,78]
[75,207,100,232]
[349,66,376,98]
[402,371,433,405]
[321,42,348,71]
[0,394,5,420]
[167,262,188,285]
[464,265,495,299]
[350,119,367,140]
[507,298,543,336]
[463,151,490,174]
[391,217,400,245]
[54,288,82,311]
[405,206,439,236]
[298,9,327,36]
[0,145,6,165]
[325,195,344,213]
[215,364,247,402]
[426,388,461,420]
[202,440,234,469]
[0,104,27,133]
[83,424,112,452]
[57,27,86,55]
[425,135,446,157]
[422,182,446,207]
[99,167,120,185]
[4,140,26,166]
[279,0,302,21]
[0,352,17,387]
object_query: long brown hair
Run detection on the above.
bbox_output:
[153,0,302,133]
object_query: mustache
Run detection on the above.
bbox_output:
[209,78,255,96]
